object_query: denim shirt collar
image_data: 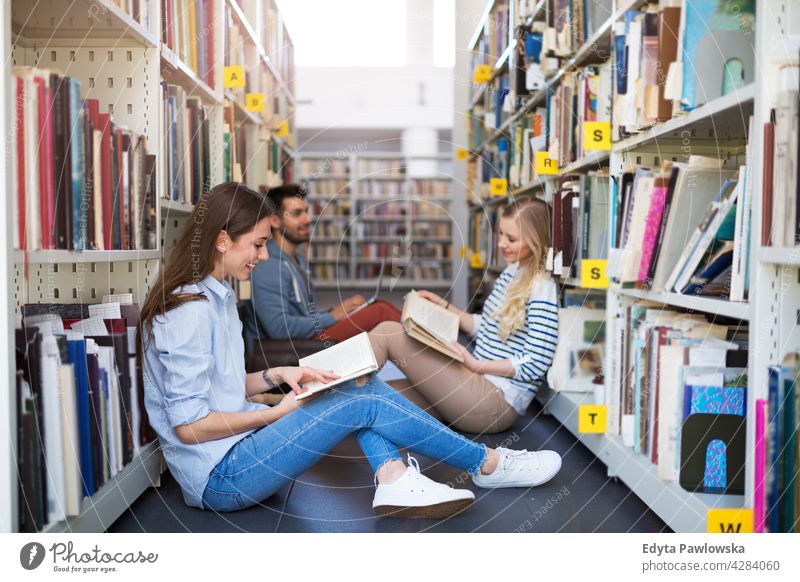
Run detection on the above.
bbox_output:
[201,274,232,305]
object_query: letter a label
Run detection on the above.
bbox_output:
[224,66,246,88]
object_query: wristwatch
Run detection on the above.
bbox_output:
[262,369,278,389]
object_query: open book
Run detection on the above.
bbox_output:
[401,291,464,361]
[295,332,378,400]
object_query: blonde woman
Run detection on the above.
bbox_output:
[369,198,558,435]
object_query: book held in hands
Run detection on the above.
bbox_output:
[401,291,464,362]
[295,333,379,400]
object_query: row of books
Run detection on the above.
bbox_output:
[11,68,157,252]
[408,180,452,196]
[113,0,152,28]
[606,303,749,494]
[162,83,211,205]
[353,223,407,237]
[356,243,404,259]
[470,0,509,71]
[612,3,754,138]
[356,159,406,177]
[608,153,752,301]
[355,202,406,217]
[314,222,348,237]
[162,0,216,90]
[299,159,350,176]
[16,296,152,532]
[355,182,404,198]
[231,0,295,87]
[550,171,609,277]
[764,66,800,248]
[355,263,452,280]
[310,264,347,280]
[549,63,613,167]
[757,358,800,532]
[546,0,613,60]
[304,180,349,198]
[311,246,348,259]
[412,202,451,218]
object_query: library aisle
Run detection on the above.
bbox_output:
[2,0,799,545]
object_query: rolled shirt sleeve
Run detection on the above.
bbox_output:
[153,301,214,427]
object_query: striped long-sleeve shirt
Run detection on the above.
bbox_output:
[471,264,559,414]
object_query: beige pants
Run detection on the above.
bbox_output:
[368,321,518,434]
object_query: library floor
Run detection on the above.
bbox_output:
[109,400,670,533]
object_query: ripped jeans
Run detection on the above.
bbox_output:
[202,375,488,511]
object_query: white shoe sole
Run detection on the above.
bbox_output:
[373,497,474,519]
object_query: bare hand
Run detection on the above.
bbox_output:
[450,341,481,373]
[275,393,304,415]
[332,295,367,319]
[418,290,448,309]
[273,366,340,396]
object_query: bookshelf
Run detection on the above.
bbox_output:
[298,152,458,290]
[459,0,798,532]
[1,0,296,533]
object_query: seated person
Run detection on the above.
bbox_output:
[244,184,400,347]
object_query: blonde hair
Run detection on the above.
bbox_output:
[492,197,552,340]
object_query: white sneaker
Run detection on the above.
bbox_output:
[372,456,475,518]
[472,447,562,488]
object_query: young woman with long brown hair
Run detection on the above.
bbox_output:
[369,197,559,436]
[138,183,561,518]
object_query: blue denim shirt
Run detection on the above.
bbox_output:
[142,274,267,508]
[243,239,336,345]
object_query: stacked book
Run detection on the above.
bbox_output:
[607,303,748,492]
[16,295,152,532]
[11,68,157,251]
[161,0,216,89]
[608,154,752,301]
[162,84,212,205]
[546,0,614,59]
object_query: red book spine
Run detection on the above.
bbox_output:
[15,77,26,250]
[206,0,215,89]
[116,130,126,249]
[98,113,113,249]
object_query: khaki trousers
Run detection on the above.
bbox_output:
[368,321,517,434]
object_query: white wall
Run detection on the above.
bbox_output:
[295,65,454,130]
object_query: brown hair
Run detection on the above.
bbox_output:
[138,182,273,345]
[491,197,552,340]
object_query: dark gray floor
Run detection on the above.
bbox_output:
[109,400,671,533]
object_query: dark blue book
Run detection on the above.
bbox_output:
[682,244,734,295]
[781,371,797,532]
[766,366,783,532]
[67,339,94,498]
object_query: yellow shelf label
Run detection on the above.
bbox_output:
[456,148,469,160]
[470,253,485,269]
[535,151,558,175]
[245,93,265,112]
[490,178,508,196]
[707,509,753,533]
[275,120,289,137]
[223,65,245,88]
[583,121,612,151]
[459,245,470,259]
[581,259,609,289]
[473,64,492,84]
[578,405,606,433]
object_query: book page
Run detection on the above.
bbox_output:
[296,332,378,398]
[88,302,122,319]
[402,291,459,346]
[71,317,108,336]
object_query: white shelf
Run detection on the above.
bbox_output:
[614,84,755,152]
[160,198,195,215]
[538,389,744,533]
[15,249,161,264]
[611,286,751,321]
[160,45,222,105]
[758,246,800,266]
[467,0,499,50]
[42,442,163,533]
[562,151,611,174]
[511,175,556,197]
[11,0,158,47]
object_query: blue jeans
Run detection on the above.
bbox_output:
[202,375,487,511]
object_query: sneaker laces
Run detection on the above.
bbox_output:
[498,448,540,473]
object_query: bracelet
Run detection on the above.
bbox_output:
[262,369,278,389]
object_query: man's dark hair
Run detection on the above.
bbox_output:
[265,183,306,213]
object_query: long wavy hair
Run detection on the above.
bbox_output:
[138,182,273,347]
[491,197,552,340]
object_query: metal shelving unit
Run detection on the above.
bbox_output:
[460,0,791,533]
[1,0,297,533]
